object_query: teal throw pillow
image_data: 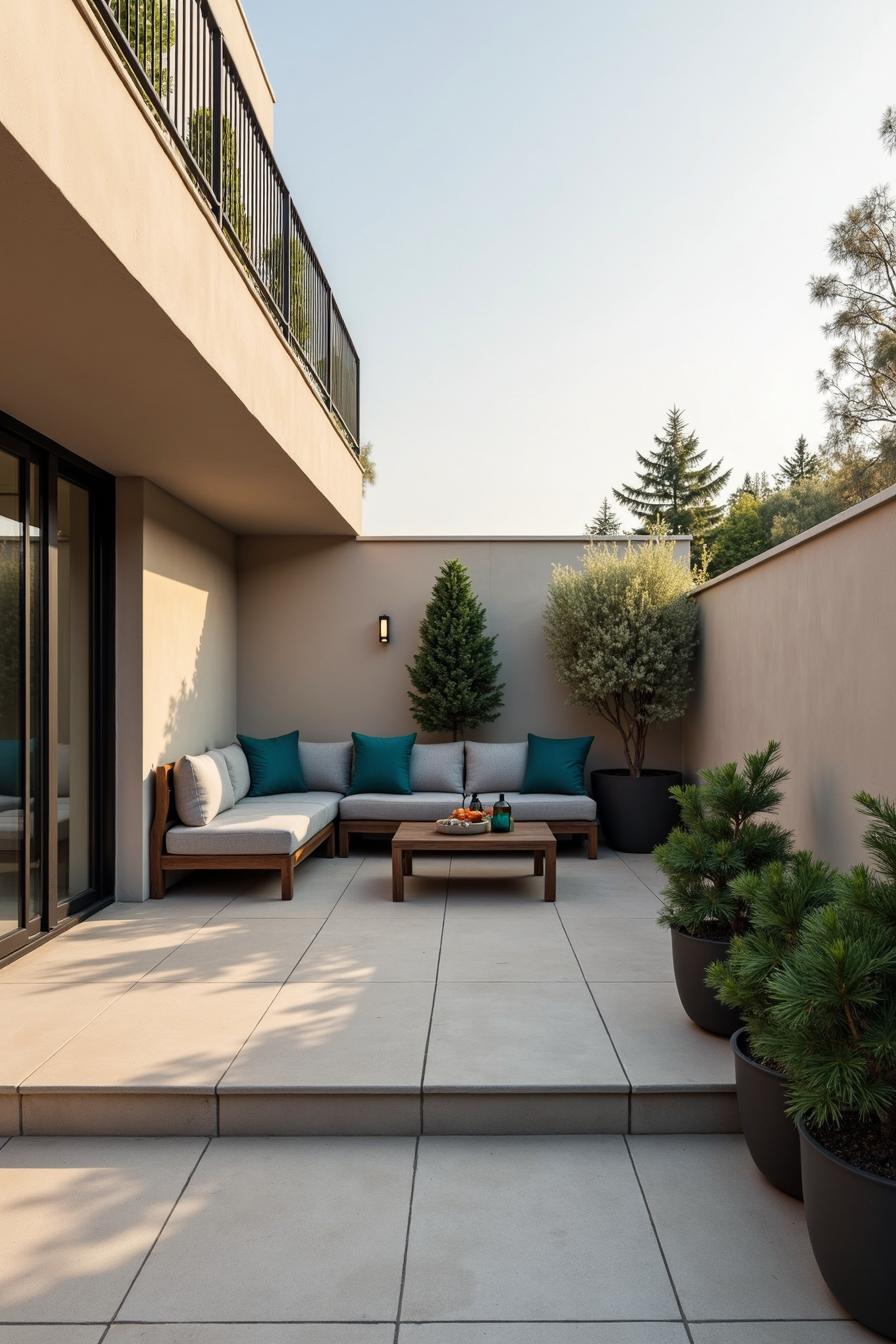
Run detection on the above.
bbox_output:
[348,731,416,795]
[237,730,306,796]
[520,732,593,795]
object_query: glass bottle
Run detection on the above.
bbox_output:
[491,792,513,833]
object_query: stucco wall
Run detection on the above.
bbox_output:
[237,536,691,776]
[683,487,896,870]
[116,480,237,899]
[0,0,361,536]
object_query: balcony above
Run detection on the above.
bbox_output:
[0,0,363,535]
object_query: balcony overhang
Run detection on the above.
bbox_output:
[0,0,362,536]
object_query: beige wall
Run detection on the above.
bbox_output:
[117,480,237,899]
[0,0,361,536]
[683,487,896,870]
[237,536,691,776]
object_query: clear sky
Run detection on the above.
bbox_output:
[242,0,896,534]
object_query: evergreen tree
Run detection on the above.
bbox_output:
[707,492,769,577]
[810,107,896,495]
[586,498,622,536]
[776,435,819,485]
[656,742,792,937]
[706,853,840,1059]
[764,793,896,1147]
[407,559,504,740]
[613,408,730,542]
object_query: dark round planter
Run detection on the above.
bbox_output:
[732,1027,802,1200]
[799,1121,896,1338]
[669,926,741,1036]
[590,768,682,853]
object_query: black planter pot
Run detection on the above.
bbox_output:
[590,768,682,853]
[731,1028,802,1199]
[799,1121,896,1339]
[669,927,741,1036]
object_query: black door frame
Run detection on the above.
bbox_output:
[0,411,115,959]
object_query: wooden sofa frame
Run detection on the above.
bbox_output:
[338,817,598,860]
[150,763,335,902]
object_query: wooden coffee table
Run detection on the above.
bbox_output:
[391,821,557,902]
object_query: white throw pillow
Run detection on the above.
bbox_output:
[173,751,235,827]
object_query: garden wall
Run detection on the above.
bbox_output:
[683,485,896,870]
[237,535,691,778]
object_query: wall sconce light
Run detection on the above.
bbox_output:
[378,615,391,645]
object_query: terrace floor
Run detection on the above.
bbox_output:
[0,850,879,1338]
[0,848,738,1137]
[0,1131,878,1338]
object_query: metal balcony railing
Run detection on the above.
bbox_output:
[91,0,360,448]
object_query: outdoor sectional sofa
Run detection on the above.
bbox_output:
[150,738,598,901]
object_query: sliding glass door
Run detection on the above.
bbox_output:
[0,422,113,959]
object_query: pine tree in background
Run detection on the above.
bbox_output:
[733,471,772,500]
[407,559,505,740]
[613,407,730,542]
[586,498,622,536]
[776,435,820,485]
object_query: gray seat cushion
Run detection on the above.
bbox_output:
[298,740,352,794]
[166,792,339,856]
[339,792,463,821]
[410,742,465,793]
[477,791,597,821]
[464,741,527,794]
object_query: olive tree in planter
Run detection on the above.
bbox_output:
[764,793,896,1338]
[543,539,698,852]
[655,741,791,1035]
[706,854,840,1197]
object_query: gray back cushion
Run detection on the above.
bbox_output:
[173,750,235,827]
[464,741,528,794]
[219,742,251,802]
[298,740,352,794]
[411,741,465,793]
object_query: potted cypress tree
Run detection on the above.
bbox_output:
[706,853,840,1197]
[543,538,698,851]
[766,793,896,1339]
[655,742,791,1035]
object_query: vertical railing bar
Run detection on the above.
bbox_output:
[211,19,222,220]
[282,189,291,335]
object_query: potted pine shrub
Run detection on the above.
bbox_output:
[706,853,840,1197]
[767,793,896,1339]
[655,742,791,1035]
[543,537,698,851]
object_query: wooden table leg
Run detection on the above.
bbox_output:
[543,845,557,902]
[402,850,413,876]
[392,843,405,902]
[534,851,544,877]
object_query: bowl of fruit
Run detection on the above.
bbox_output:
[435,807,491,835]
